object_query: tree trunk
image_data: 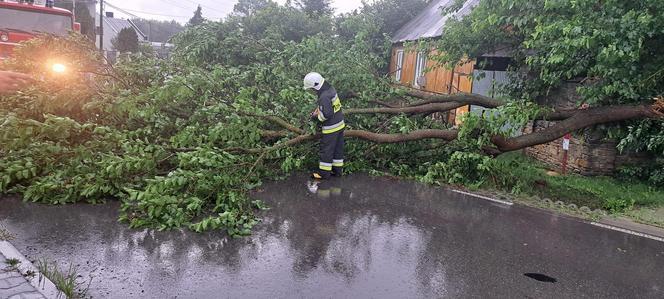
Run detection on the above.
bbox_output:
[246,95,663,155]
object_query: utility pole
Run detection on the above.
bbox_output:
[99,0,104,53]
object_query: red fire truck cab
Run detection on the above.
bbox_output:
[0,0,81,59]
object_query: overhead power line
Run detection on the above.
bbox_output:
[105,1,223,19]
[181,0,227,15]
[158,0,192,11]
[58,0,226,20]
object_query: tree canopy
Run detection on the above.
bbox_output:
[428,0,664,181]
[295,0,334,16]
[111,27,140,53]
[187,5,206,27]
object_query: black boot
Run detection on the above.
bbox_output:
[332,167,343,177]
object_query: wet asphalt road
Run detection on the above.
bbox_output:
[1,173,663,298]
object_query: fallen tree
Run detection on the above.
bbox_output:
[245,91,663,154]
[1,0,662,235]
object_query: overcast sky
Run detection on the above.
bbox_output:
[103,0,366,23]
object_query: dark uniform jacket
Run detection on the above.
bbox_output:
[315,82,345,134]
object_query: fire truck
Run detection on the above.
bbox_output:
[0,0,81,60]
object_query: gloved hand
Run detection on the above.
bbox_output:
[310,108,319,121]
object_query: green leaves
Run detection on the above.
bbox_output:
[420,151,493,187]
[4,1,660,235]
[190,211,258,236]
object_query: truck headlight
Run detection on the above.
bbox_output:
[52,63,66,74]
[0,34,8,42]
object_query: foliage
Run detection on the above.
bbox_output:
[421,151,493,187]
[4,258,20,269]
[1,1,662,236]
[616,119,664,187]
[2,33,101,76]
[131,18,184,43]
[0,17,395,235]
[603,198,636,214]
[37,259,90,299]
[618,163,664,188]
[111,28,140,53]
[173,2,332,67]
[457,100,548,149]
[434,0,664,103]
[432,0,664,158]
[335,0,429,66]
[233,0,271,16]
[187,5,206,27]
[416,151,663,213]
[336,0,429,39]
[488,153,663,212]
[295,0,334,16]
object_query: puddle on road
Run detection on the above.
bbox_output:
[0,173,662,298]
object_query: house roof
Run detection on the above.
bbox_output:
[391,0,479,43]
[105,18,147,39]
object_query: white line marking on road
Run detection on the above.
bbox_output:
[451,189,514,206]
[590,222,664,243]
[450,189,664,243]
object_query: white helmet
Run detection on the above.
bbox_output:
[303,72,325,90]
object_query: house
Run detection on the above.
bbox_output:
[148,41,174,59]
[389,0,513,124]
[97,12,147,62]
[389,0,643,175]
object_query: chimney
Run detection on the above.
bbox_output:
[106,11,114,18]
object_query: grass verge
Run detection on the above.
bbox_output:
[487,153,664,224]
[4,258,21,270]
[36,258,91,299]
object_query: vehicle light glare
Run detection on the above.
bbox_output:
[52,63,66,74]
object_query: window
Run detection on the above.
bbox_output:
[474,56,512,71]
[0,8,72,35]
[395,50,404,82]
[414,51,427,86]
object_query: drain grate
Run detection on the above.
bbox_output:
[524,273,557,283]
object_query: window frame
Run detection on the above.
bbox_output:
[414,51,427,85]
[395,50,404,82]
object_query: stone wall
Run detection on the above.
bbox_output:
[522,121,645,175]
[522,81,649,176]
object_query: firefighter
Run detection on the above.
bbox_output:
[304,72,344,180]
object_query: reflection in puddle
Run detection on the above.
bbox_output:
[1,174,663,298]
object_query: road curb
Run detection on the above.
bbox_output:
[0,241,61,299]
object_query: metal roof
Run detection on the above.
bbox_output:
[391,0,479,43]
